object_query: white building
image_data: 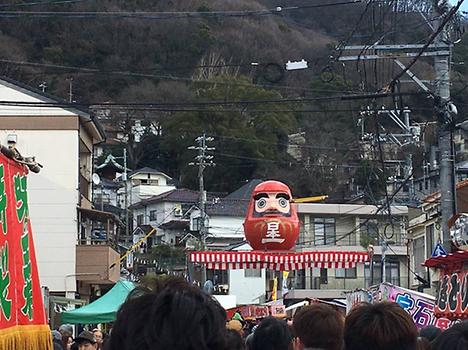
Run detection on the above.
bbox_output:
[118,167,176,208]
[289,203,409,299]
[130,188,198,247]
[0,77,119,302]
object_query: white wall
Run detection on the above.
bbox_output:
[209,216,244,239]
[0,130,79,295]
[0,83,77,116]
[229,269,266,305]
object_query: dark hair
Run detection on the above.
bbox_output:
[344,302,418,350]
[225,329,245,350]
[106,277,227,350]
[431,321,468,350]
[419,325,442,342]
[293,303,344,350]
[252,317,293,350]
[416,336,431,350]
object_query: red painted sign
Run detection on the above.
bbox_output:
[435,270,468,320]
[243,181,300,250]
[0,154,51,349]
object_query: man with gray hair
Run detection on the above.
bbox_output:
[59,324,74,337]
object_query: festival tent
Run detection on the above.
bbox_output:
[61,280,135,324]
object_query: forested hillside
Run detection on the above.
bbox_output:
[0,0,467,199]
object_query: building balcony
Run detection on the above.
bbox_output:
[76,244,120,284]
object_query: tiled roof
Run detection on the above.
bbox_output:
[131,189,200,208]
[225,179,263,200]
[206,180,262,217]
[424,179,468,204]
[206,198,249,217]
[128,167,171,178]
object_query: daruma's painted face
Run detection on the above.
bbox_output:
[244,181,300,251]
[254,192,291,216]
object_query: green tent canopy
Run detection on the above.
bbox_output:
[61,280,135,324]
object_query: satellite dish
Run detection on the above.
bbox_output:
[92,173,101,185]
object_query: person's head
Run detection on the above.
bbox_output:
[419,325,442,343]
[59,324,74,337]
[344,302,418,350]
[227,319,244,336]
[62,335,73,350]
[416,336,431,350]
[92,329,104,344]
[293,303,344,350]
[74,330,97,350]
[107,277,227,350]
[251,317,293,350]
[431,321,468,350]
[225,329,245,350]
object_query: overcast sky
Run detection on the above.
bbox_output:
[449,0,468,13]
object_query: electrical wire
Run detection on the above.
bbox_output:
[0,0,88,7]
[0,1,362,19]
[0,58,362,94]
[384,0,466,92]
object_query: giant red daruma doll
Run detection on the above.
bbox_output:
[243,181,300,250]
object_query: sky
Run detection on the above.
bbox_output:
[449,0,468,13]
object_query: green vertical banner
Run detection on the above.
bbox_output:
[0,153,52,350]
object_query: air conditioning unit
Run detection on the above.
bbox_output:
[174,204,183,217]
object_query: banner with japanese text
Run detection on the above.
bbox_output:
[435,270,468,320]
[379,283,456,330]
[0,153,52,350]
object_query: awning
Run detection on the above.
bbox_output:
[423,250,468,269]
[189,251,369,271]
[61,280,135,324]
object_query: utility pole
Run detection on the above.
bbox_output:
[434,1,458,252]
[68,77,73,103]
[189,134,215,285]
[123,148,128,245]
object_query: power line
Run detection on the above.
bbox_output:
[0,0,88,7]
[0,1,362,19]
[383,0,465,92]
[0,58,362,94]
[209,134,360,152]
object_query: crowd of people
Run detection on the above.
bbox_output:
[51,277,468,350]
[52,324,107,350]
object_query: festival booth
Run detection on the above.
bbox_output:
[421,214,468,321]
[0,153,52,350]
[345,283,456,330]
[60,280,135,324]
[423,250,468,321]
[189,181,370,312]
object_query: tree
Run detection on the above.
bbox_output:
[158,75,297,192]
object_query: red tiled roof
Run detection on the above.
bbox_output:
[424,179,468,204]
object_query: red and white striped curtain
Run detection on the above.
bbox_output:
[189,251,370,271]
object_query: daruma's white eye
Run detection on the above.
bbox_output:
[278,198,288,208]
[256,198,267,209]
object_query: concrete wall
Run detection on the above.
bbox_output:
[0,130,79,295]
[229,269,266,305]
[209,216,244,239]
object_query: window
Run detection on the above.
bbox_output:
[314,218,336,245]
[149,210,157,221]
[364,260,400,286]
[137,214,144,226]
[320,268,328,284]
[335,267,357,279]
[414,236,425,277]
[244,269,262,278]
[386,260,400,285]
[425,224,434,259]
